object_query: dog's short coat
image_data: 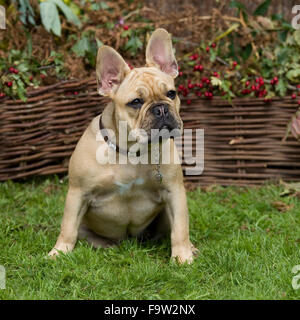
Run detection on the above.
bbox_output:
[48,28,197,263]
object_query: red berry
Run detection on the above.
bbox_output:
[245,81,250,87]
[206,79,210,84]
[187,99,191,105]
[9,67,15,73]
[232,61,237,67]
[29,75,33,81]
[251,85,256,91]
[41,74,46,79]
[198,83,203,88]
[0,92,5,98]
[6,81,12,87]
[292,93,297,99]
[274,77,278,83]
[14,69,19,74]
[179,71,183,76]
[123,25,129,31]
[188,83,194,89]
[298,100,300,105]
[196,91,202,97]
[211,43,216,48]
[74,91,78,95]
[198,65,203,71]
[206,46,210,53]
[270,79,274,85]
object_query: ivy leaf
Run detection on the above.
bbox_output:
[253,0,271,16]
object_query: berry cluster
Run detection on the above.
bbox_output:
[176,44,300,105]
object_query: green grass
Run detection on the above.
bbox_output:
[1,177,300,299]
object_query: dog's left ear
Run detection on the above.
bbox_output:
[146,28,178,78]
[96,45,130,97]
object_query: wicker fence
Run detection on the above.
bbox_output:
[1,78,300,187]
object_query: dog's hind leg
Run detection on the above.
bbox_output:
[78,224,117,249]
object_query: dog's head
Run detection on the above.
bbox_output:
[96,28,182,142]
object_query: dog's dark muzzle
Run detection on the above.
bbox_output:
[151,103,179,131]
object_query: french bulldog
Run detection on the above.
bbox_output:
[48,28,198,263]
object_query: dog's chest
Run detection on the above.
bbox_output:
[85,170,164,237]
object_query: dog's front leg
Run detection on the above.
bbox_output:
[166,184,195,264]
[48,187,87,257]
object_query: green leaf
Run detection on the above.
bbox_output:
[240,43,252,61]
[294,29,300,46]
[278,30,288,42]
[121,30,132,38]
[95,38,103,49]
[211,77,222,87]
[71,37,90,57]
[124,36,143,55]
[286,69,300,83]
[229,1,246,11]
[253,0,271,16]
[40,2,61,36]
[49,0,81,27]
[276,78,287,97]
[100,1,109,10]
[209,49,217,62]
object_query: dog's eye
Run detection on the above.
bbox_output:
[127,98,144,109]
[166,90,176,100]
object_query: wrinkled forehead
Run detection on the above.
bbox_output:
[116,67,174,101]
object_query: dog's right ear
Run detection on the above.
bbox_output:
[96,46,130,97]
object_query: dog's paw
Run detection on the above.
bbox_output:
[171,246,194,264]
[47,248,60,259]
[47,242,74,259]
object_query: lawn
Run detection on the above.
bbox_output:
[0,177,300,300]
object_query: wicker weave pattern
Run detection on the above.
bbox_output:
[1,79,300,186]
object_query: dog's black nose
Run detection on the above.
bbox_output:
[152,104,169,118]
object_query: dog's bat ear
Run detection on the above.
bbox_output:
[146,28,178,78]
[96,46,130,96]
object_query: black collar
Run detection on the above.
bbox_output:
[99,115,139,156]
